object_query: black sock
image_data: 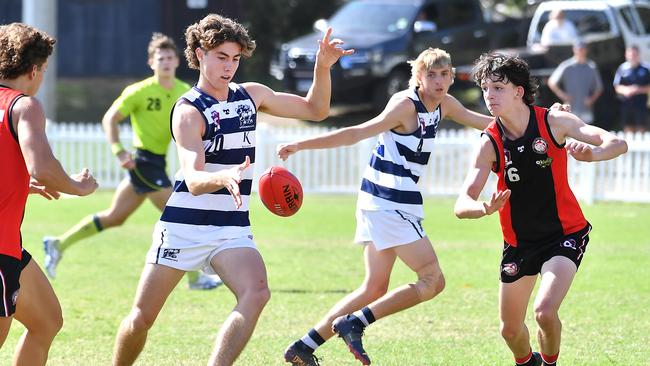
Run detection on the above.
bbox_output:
[351,306,376,327]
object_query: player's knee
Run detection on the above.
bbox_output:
[500,322,522,342]
[415,265,445,301]
[38,310,63,340]
[241,286,271,310]
[126,308,157,332]
[361,280,389,301]
[534,303,560,329]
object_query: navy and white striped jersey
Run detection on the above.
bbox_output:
[157,83,257,243]
[357,87,441,218]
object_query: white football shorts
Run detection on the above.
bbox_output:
[354,209,426,250]
[146,227,257,274]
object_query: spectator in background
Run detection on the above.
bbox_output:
[540,9,578,46]
[614,45,650,133]
[548,40,603,124]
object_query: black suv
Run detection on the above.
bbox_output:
[270,0,524,109]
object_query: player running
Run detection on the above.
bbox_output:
[454,53,627,366]
[42,33,221,289]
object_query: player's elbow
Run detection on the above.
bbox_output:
[311,108,329,122]
[28,159,56,185]
[615,137,628,155]
[453,197,468,219]
[185,180,204,196]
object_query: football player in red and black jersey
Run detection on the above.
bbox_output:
[0,23,97,365]
[454,53,627,366]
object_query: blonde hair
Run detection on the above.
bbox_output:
[147,32,179,59]
[184,14,256,70]
[408,48,455,88]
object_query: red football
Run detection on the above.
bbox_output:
[258,166,303,217]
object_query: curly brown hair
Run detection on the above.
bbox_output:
[148,32,179,59]
[472,52,538,105]
[0,23,55,80]
[184,14,256,70]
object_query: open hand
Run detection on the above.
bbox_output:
[220,156,251,209]
[566,140,594,162]
[483,190,510,216]
[316,27,355,69]
[29,177,61,200]
[549,102,571,113]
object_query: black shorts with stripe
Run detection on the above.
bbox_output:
[500,223,592,283]
[0,249,32,317]
[128,149,172,194]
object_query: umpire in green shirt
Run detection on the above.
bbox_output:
[43,33,221,290]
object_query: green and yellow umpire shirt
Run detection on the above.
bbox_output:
[112,77,191,155]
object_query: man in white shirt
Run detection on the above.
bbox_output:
[540,9,578,46]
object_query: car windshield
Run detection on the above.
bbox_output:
[328,2,419,34]
[531,9,612,43]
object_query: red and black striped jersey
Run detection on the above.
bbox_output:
[0,85,28,259]
[484,105,587,248]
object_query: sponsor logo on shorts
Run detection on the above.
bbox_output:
[161,248,181,261]
[502,262,519,276]
[532,137,548,154]
[562,238,577,250]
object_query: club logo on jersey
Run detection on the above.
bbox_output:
[517,145,524,152]
[210,110,220,131]
[237,104,254,128]
[535,157,553,168]
[532,137,548,154]
[502,262,519,276]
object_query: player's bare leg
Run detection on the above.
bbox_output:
[285,244,395,365]
[0,317,11,349]
[361,237,445,319]
[208,248,270,366]
[146,186,172,211]
[12,260,62,366]
[329,237,444,365]
[500,275,538,360]
[314,244,396,339]
[95,179,146,229]
[534,256,576,363]
[112,264,184,366]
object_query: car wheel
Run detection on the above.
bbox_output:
[373,68,410,111]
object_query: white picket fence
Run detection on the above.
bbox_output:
[46,121,650,203]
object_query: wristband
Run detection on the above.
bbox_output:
[111,142,125,156]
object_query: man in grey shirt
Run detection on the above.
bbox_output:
[548,40,603,124]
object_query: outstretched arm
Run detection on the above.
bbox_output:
[277,96,410,160]
[442,94,492,130]
[244,28,354,121]
[454,136,510,219]
[548,110,627,162]
[15,97,98,196]
[173,102,250,207]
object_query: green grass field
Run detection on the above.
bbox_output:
[2,192,649,365]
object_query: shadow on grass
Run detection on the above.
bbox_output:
[273,288,350,294]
